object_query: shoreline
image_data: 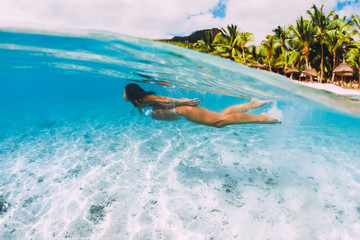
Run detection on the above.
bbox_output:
[293,81,360,96]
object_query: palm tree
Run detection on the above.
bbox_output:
[239,32,254,64]
[193,40,212,53]
[192,30,215,53]
[352,15,360,31]
[213,24,242,61]
[324,30,344,83]
[289,16,315,68]
[273,26,290,54]
[325,18,356,83]
[346,41,360,88]
[307,4,334,82]
[261,35,276,72]
[275,51,289,70]
[272,26,291,71]
[246,45,264,64]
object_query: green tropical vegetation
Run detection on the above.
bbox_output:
[161,4,360,88]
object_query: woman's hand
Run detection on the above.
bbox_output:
[180,98,200,106]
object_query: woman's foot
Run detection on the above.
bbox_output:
[260,113,281,124]
[221,98,273,115]
[250,98,273,109]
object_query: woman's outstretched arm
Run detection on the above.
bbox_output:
[137,95,200,107]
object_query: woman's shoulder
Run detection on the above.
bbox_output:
[136,95,157,107]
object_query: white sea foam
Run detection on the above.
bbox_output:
[267,102,283,121]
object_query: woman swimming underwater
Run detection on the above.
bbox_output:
[124,84,281,128]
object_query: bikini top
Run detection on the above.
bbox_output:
[142,105,153,118]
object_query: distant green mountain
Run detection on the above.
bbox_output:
[164,28,222,43]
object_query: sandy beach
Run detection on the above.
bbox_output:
[294,81,360,96]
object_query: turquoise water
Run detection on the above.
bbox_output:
[1,29,360,239]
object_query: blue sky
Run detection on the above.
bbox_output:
[336,0,359,10]
[334,0,360,21]
[0,0,359,44]
[210,0,359,19]
[211,0,228,19]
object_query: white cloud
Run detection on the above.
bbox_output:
[336,2,360,19]
[0,0,357,44]
[0,0,219,38]
[223,0,338,44]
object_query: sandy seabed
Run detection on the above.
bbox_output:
[1,104,360,239]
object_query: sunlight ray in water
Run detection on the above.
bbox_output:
[1,29,360,239]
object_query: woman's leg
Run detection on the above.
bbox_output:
[221,98,272,115]
[215,112,280,127]
[176,106,280,128]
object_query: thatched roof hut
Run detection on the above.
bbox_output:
[333,59,354,76]
[284,66,299,74]
[301,65,318,82]
[251,62,266,69]
[302,66,318,77]
[284,65,299,80]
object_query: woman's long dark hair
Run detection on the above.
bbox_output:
[124,84,155,106]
